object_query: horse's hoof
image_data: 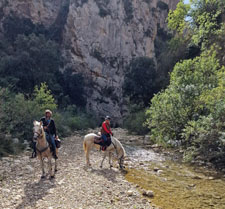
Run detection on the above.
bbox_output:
[50,175,55,179]
[55,169,58,173]
[100,165,102,169]
[41,175,45,179]
[110,165,113,168]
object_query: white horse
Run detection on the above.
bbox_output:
[83,133,126,169]
[33,120,58,179]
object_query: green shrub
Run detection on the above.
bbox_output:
[146,49,225,166]
[146,50,223,144]
[55,105,99,137]
[123,104,149,135]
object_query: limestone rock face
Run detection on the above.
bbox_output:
[0,0,179,123]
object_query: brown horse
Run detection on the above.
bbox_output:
[83,133,126,169]
[33,120,58,179]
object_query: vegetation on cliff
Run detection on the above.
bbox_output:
[0,12,97,157]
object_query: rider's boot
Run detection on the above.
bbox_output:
[52,147,58,159]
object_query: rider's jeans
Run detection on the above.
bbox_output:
[102,134,108,143]
[46,133,56,150]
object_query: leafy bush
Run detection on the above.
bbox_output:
[0,85,98,157]
[146,50,223,144]
[124,107,149,135]
[146,49,225,166]
[55,106,99,137]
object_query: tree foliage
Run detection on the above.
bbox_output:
[0,15,87,107]
[33,83,57,113]
[167,1,190,34]
[123,57,157,106]
[146,49,225,165]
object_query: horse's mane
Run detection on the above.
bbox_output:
[112,137,126,157]
[34,120,41,126]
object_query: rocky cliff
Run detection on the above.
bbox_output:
[0,0,179,123]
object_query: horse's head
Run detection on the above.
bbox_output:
[33,120,43,141]
[112,137,126,170]
[118,153,126,170]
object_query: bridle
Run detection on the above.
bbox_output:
[33,126,49,153]
[33,126,44,141]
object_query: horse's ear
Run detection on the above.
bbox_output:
[33,120,36,125]
[40,121,42,126]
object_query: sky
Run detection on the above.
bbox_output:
[184,0,190,4]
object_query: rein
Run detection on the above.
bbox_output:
[111,140,119,157]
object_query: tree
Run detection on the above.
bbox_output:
[62,68,86,107]
[0,34,63,95]
[146,50,223,143]
[33,83,57,113]
[123,57,157,106]
[167,1,191,35]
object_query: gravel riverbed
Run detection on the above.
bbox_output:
[0,129,155,209]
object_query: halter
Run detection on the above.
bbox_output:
[33,131,42,139]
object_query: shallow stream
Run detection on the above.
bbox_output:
[125,146,225,209]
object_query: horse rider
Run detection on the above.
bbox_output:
[40,109,58,159]
[101,116,113,150]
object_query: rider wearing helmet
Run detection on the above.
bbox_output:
[40,109,58,159]
[101,116,113,149]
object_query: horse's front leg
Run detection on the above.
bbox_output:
[48,157,54,178]
[40,158,45,178]
[100,152,107,168]
[109,152,113,168]
[54,159,58,173]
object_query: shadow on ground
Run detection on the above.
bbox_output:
[89,168,120,183]
[16,178,55,209]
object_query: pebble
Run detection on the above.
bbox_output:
[25,165,34,173]
[157,170,163,175]
[208,176,214,180]
[2,188,11,193]
[142,190,154,198]
[14,195,22,200]
[127,190,134,196]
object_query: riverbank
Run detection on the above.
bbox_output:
[117,129,225,209]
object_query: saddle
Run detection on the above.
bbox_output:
[55,138,61,148]
[47,138,61,152]
[94,135,111,151]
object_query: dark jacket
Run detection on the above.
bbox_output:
[40,117,57,136]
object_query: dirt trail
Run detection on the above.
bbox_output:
[0,129,153,209]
